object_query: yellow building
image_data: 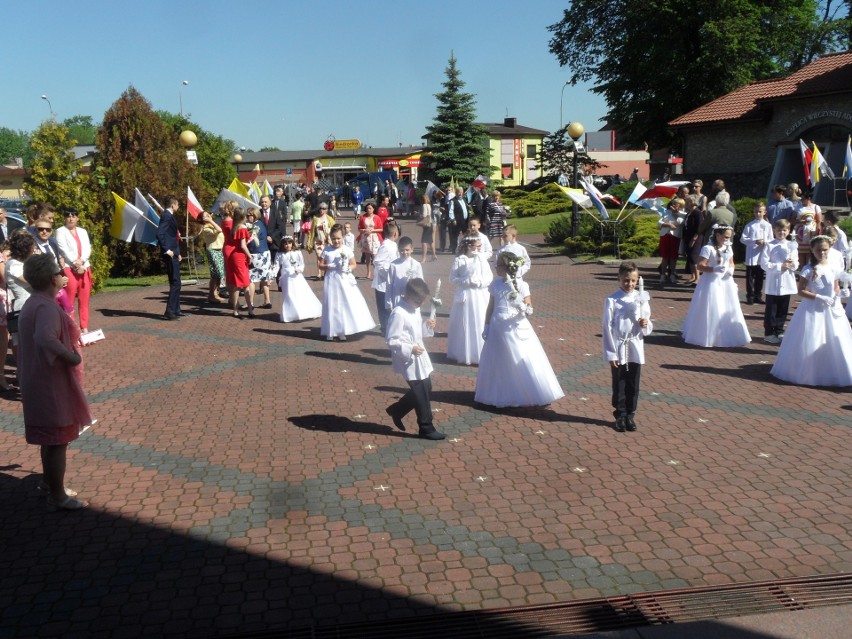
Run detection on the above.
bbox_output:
[480,118,547,186]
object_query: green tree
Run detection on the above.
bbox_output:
[24,121,108,287]
[93,86,203,276]
[62,115,97,145]
[423,53,492,186]
[0,127,35,168]
[259,146,281,152]
[538,125,603,181]
[157,111,237,206]
[548,0,850,149]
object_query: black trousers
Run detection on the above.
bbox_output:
[745,265,765,301]
[611,363,641,418]
[162,253,181,316]
[390,376,435,434]
[763,294,791,336]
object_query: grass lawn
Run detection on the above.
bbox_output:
[103,263,211,291]
[511,212,568,236]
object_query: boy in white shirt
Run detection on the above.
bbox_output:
[602,261,652,433]
[386,236,424,311]
[371,222,399,334]
[759,219,798,344]
[385,278,445,440]
[739,202,773,304]
[465,217,492,259]
[343,222,355,252]
[494,225,530,279]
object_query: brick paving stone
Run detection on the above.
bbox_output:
[1,244,850,637]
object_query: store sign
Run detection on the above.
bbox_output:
[334,139,362,150]
[514,139,521,169]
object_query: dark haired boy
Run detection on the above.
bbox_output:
[385,278,445,440]
[602,261,652,432]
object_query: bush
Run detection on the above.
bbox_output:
[544,215,574,245]
[502,183,573,218]
[619,214,660,259]
[558,212,640,257]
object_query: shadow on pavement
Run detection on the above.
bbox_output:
[289,414,412,438]
[304,350,385,365]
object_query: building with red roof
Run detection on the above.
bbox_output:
[669,51,852,205]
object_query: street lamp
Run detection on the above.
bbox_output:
[179,80,189,117]
[519,148,526,186]
[567,121,585,238]
[41,94,54,118]
[559,81,570,130]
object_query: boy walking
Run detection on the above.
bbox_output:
[372,222,399,335]
[386,236,424,311]
[385,278,445,440]
[602,261,653,432]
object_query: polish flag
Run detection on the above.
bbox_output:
[187,186,203,220]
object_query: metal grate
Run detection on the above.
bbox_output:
[226,573,852,638]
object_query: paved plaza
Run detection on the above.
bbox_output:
[0,235,850,638]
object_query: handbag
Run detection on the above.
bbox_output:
[417,206,433,228]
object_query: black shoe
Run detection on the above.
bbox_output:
[746,297,753,305]
[163,313,180,321]
[419,430,446,440]
[176,311,188,316]
[614,417,626,432]
[755,297,764,304]
[385,406,406,431]
[625,416,637,432]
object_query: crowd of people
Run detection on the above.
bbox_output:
[655,179,852,387]
[7,175,852,511]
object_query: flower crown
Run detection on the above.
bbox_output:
[711,224,733,231]
[501,251,526,276]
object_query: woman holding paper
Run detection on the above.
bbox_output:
[55,209,93,332]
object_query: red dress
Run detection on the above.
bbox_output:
[221,218,234,281]
[226,226,251,288]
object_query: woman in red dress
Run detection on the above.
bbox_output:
[226,207,254,318]
[357,203,383,279]
[220,202,235,290]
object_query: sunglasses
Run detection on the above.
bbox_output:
[36,227,52,232]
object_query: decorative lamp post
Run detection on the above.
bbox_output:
[567,121,585,238]
[179,80,189,117]
[559,81,570,131]
[41,94,54,118]
[519,148,526,186]
[179,130,197,148]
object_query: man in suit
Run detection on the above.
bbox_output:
[0,207,25,243]
[156,195,183,320]
[260,194,285,263]
[448,187,470,254]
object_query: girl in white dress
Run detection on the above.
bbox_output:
[447,236,493,365]
[682,225,751,348]
[275,236,321,323]
[771,236,852,387]
[319,227,376,341]
[474,251,564,407]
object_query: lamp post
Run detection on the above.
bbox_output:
[567,121,585,238]
[559,81,570,131]
[519,148,526,185]
[179,80,189,117]
[40,94,54,118]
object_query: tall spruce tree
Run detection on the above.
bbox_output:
[93,86,203,276]
[424,53,492,187]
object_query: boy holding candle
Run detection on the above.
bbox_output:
[602,261,653,432]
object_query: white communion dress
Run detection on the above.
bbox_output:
[275,250,322,322]
[682,244,751,347]
[446,252,493,365]
[320,246,376,338]
[771,264,852,387]
[474,278,564,407]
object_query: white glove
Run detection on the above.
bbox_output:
[713,263,727,273]
[841,288,851,299]
[814,294,834,307]
[481,323,490,341]
[524,306,534,316]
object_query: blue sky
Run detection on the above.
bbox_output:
[5,1,606,150]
